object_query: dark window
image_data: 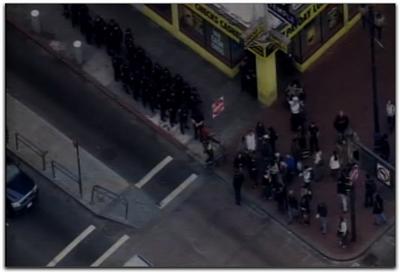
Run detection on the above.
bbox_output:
[321,4,344,42]
[147,4,172,23]
[347,4,360,20]
[178,5,243,67]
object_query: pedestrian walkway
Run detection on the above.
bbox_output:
[6,93,160,228]
[5,4,395,261]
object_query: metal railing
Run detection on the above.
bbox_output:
[91,185,128,220]
[51,160,82,198]
[15,132,48,171]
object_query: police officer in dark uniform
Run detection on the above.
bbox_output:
[81,13,93,44]
[132,68,142,101]
[94,16,105,48]
[233,168,245,206]
[167,90,178,127]
[124,28,134,47]
[111,55,122,82]
[112,24,123,54]
[178,105,189,134]
[159,88,168,122]
[79,4,89,35]
[120,62,131,94]
[70,4,80,28]
[106,19,117,55]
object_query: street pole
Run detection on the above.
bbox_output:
[350,186,356,242]
[74,141,83,198]
[368,6,381,148]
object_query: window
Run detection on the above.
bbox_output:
[321,4,344,42]
[300,17,322,60]
[146,4,172,23]
[347,4,360,20]
[179,5,206,46]
[178,5,243,67]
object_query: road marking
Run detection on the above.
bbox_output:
[91,234,130,267]
[47,225,96,267]
[135,156,173,188]
[159,173,198,209]
[123,254,152,267]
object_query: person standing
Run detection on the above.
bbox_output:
[378,134,390,161]
[386,100,395,133]
[329,151,341,179]
[243,130,257,154]
[373,193,387,225]
[289,96,302,131]
[233,169,245,206]
[191,108,204,140]
[94,16,105,48]
[364,174,376,208]
[308,122,320,153]
[111,55,122,82]
[299,193,311,225]
[333,110,350,142]
[255,121,266,143]
[177,106,189,134]
[233,152,247,171]
[337,179,348,213]
[316,203,328,235]
[313,149,324,182]
[337,216,348,248]
[248,153,258,188]
[267,127,278,154]
[287,190,299,224]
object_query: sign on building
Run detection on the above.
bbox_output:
[376,162,391,187]
[212,96,225,119]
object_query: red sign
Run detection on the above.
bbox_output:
[212,97,224,119]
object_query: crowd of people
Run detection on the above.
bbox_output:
[62,4,208,137]
[232,80,390,248]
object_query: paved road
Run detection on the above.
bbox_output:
[6,151,133,267]
[6,21,393,268]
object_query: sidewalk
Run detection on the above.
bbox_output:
[6,4,395,261]
[6,93,160,229]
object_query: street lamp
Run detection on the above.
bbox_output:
[359,4,385,151]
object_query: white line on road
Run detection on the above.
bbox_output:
[135,156,173,188]
[90,234,130,267]
[159,173,198,209]
[47,225,96,267]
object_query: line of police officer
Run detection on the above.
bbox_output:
[62,4,205,136]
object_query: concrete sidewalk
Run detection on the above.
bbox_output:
[6,4,395,261]
[6,93,160,228]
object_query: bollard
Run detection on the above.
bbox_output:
[73,40,83,64]
[30,9,41,34]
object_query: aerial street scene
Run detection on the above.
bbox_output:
[5,2,395,268]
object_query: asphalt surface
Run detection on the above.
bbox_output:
[5,21,394,267]
[6,150,133,267]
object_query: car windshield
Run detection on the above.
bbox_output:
[6,164,21,183]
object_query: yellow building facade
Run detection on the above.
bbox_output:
[136,4,361,106]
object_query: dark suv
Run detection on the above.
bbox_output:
[6,160,38,216]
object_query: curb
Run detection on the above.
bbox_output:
[6,17,393,263]
[6,19,189,155]
[6,147,138,229]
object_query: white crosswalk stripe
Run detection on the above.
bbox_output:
[47,225,96,267]
[135,156,173,188]
[159,173,198,209]
[91,234,130,267]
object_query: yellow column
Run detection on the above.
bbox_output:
[171,4,179,32]
[343,4,349,24]
[256,52,278,106]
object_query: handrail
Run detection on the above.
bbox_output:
[51,160,82,198]
[91,185,128,219]
[15,132,48,170]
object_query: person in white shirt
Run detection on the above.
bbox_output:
[288,96,303,131]
[337,216,348,248]
[244,130,257,153]
[329,151,340,179]
[386,100,395,133]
